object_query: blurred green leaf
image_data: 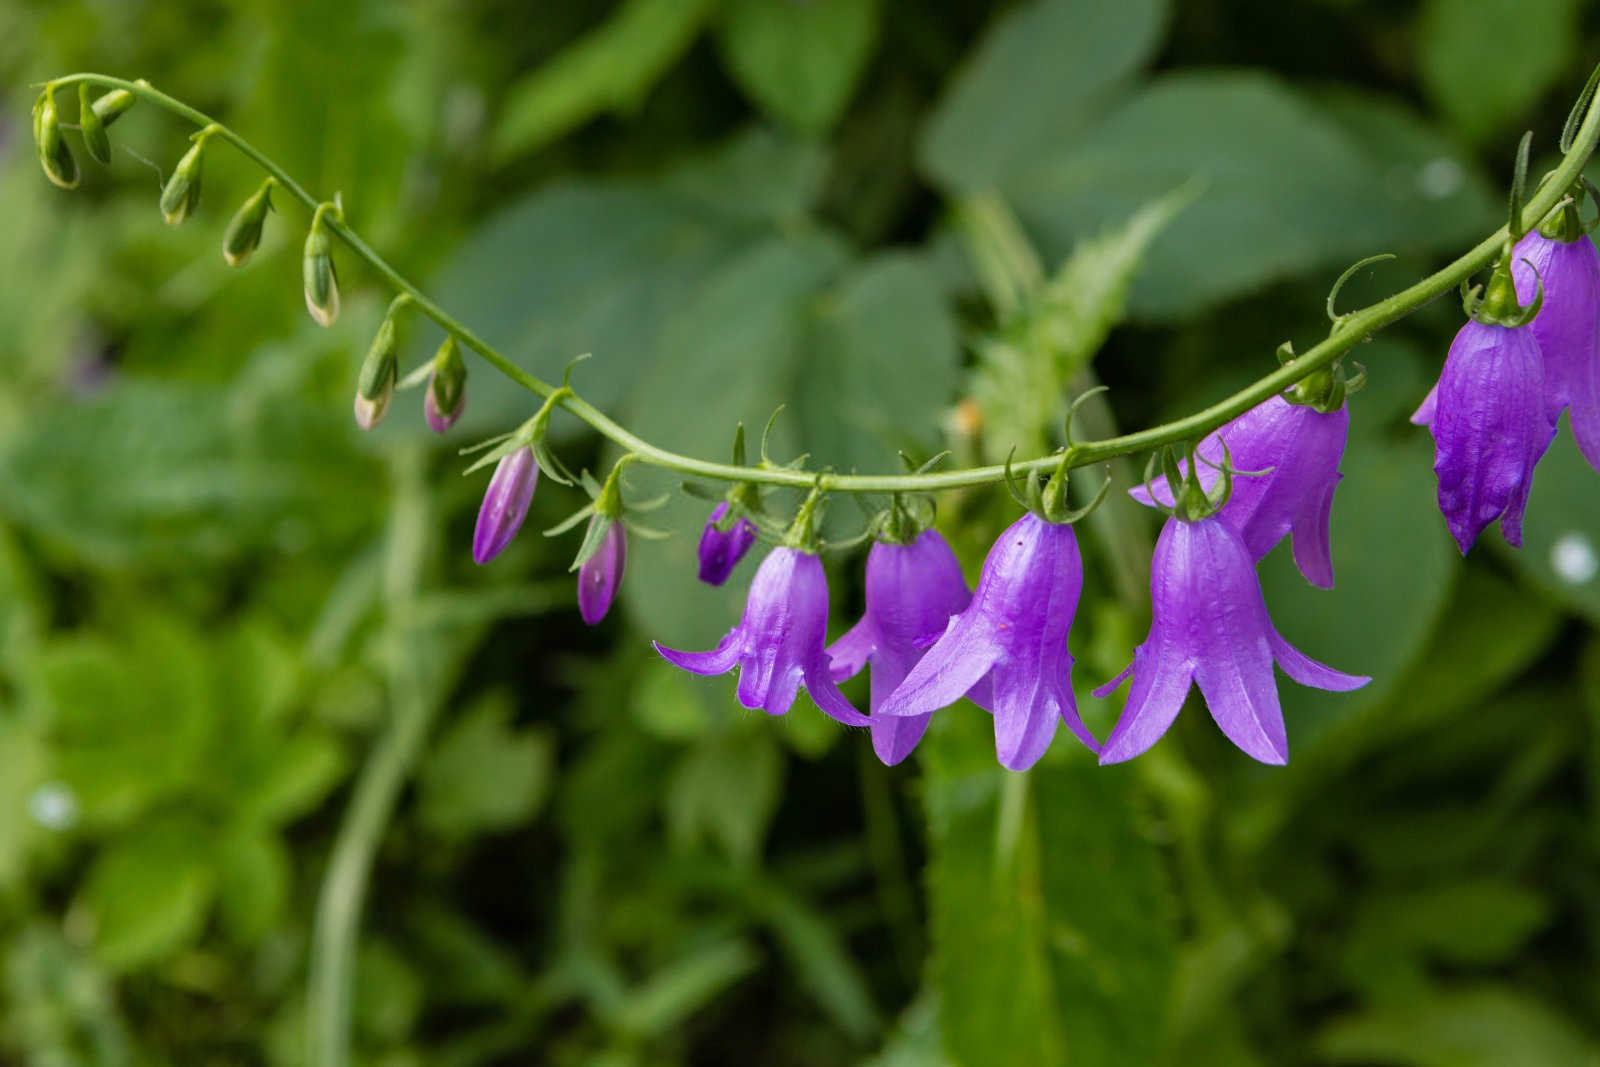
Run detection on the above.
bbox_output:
[666,727,783,863]
[715,0,881,131]
[1501,424,1600,623]
[419,693,555,838]
[1315,986,1599,1067]
[215,828,292,944]
[797,252,959,474]
[923,712,1174,1067]
[0,718,48,891]
[491,0,719,163]
[236,729,348,827]
[1419,0,1581,146]
[615,939,762,1037]
[355,939,425,1045]
[919,0,1169,191]
[79,815,216,972]
[1011,73,1499,319]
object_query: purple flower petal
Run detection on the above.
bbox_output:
[577,519,626,626]
[1513,230,1600,465]
[697,502,759,586]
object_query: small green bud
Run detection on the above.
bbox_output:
[34,92,79,190]
[222,180,274,267]
[303,214,340,327]
[425,336,467,432]
[91,87,137,127]
[160,137,208,226]
[354,315,399,430]
[77,84,112,166]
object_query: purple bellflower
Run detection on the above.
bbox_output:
[1130,394,1349,588]
[473,446,539,564]
[1098,514,1369,766]
[655,547,871,728]
[578,518,626,626]
[697,502,759,586]
[875,513,1097,771]
[826,529,975,765]
[1512,227,1600,468]
[1411,319,1554,554]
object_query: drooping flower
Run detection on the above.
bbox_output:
[875,513,1096,771]
[578,518,626,626]
[1512,227,1600,468]
[425,336,467,434]
[473,446,539,564]
[697,502,758,586]
[1130,394,1348,588]
[827,529,974,765]
[1411,318,1555,554]
[1097,514,1369,766]
[656,547,870,727]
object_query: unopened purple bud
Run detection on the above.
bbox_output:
[578,518,626,625]
[697,502,758,585]
[473,446,539,564]
[425,337,467,433]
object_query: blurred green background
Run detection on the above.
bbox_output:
[4,0,1600,1064]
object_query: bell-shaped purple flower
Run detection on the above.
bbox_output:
[1512,229,1600,469]
[578,518,626,626]
[473,446,539,564]
[875,513,1096,771]
[827,530,974,765]
[1130,395,1348,588]
[697,502,759,586]
[1411,319,1555,554]
[655,548,870,728]
[1098,514,1368,766]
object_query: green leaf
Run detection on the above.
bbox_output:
[491,0,719,162]
[1419,0,1582,146]
[215,828,292,944]
[714,0,882,131]
[1010,73,1500,320]
[614,940,762,1037]
[922,711,1175,1067]
[418,694,555,838]
[665,728,784,864]
[618,234,847,644]
[919,0,1169,191]
[354,939,425,1045]
[79,815,216,972]
[1499,424,1600,623]
[1316,987,1599,1067]
[236,730,349,827]
[0,718,49,892]
[797,253,960,475]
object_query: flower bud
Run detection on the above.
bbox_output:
[303,217,340,327]
[222,181,274,267]
[473,447,539,564]
[424,336,467,433]
[34,92,79,190]
[353,316,398,430]
[91,87,137,127]
[160,138,207,226]
[578,517,626,625]
[77,84,112,166]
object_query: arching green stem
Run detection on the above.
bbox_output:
[39,72,1600,495]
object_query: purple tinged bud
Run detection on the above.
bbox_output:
[473,446,539,564]
[1512,229,1600,470]
[425,336,467,433]
[655,547,870,728]
[424,380,465,433]
[1131,395,1348,588]
[827,529,973,765]
[1411,319,1555,554]
[578,518,626,626]
[1097,515,1368,766]
[876,513,1096,771]
[697,502,758,585]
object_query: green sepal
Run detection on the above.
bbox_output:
[77,84,111,166]
[427,335,467,415]
[357,317,398,401]
[303,203,342,327]
[544,503,597,538]
[90,86,138,127]
[1507,131,1533,240]
[1325,252,1396,326]
[1062,387,1108,448]
[621,519,670,541]
[457,430,517,457]
[34,90,79,190]
[1561,59,1600,152]
[160,128,215,226]
[222,178,275,267]
[567,514,614,572]
[732,423,747,467]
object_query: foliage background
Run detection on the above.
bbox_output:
[3,0,1600,1064]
